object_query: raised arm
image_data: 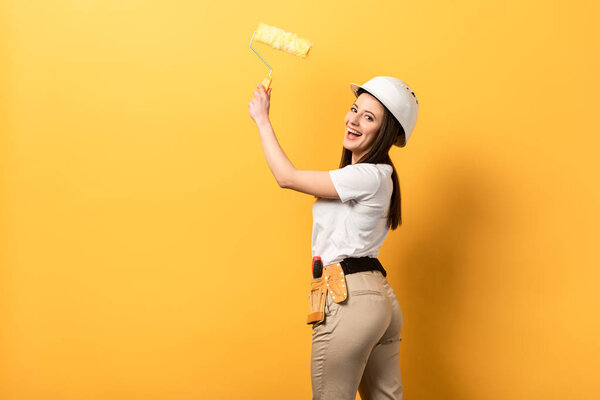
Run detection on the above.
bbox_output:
[249,84,340,200]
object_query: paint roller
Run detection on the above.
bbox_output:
[249,22,313,90]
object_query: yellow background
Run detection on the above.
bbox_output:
[1,0,599,399]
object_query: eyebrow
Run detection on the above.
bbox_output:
[352,103,376,119]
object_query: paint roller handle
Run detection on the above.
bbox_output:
[261,76,272,91]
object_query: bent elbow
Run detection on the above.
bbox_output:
[277,174,293,189]
[277,178,290,189]
[275,169,296,189]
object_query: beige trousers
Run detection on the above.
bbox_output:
[311,269,403,400]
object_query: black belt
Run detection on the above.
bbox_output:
[312,256,387,279]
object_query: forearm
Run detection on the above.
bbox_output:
[256,118,296,187]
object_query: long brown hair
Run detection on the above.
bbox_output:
[318,88,405,230]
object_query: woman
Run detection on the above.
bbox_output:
[248,76,419,400]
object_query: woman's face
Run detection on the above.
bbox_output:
[343,92,384,163]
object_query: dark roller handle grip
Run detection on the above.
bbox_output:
[312,256,323,279]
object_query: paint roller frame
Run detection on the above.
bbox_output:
[249,22,313,90]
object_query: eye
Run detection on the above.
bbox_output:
[351,107,373,121]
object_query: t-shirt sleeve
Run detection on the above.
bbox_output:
[329,163,383,203]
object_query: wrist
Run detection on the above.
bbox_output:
[256,117,271,129]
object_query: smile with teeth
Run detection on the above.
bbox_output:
[347,128,362,137]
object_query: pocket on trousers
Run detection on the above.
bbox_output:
[350,289,384,296]
[324,291,339,317]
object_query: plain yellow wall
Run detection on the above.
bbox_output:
[1,0,599,399]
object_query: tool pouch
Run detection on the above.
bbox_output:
[307,276,327,325]
[307,263,348,325]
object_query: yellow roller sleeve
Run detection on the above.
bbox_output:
[255,22,313,58]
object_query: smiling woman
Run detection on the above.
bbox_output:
[337,86,405,229]
[248,76,419,400]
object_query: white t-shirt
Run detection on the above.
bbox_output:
[311,163,394,266]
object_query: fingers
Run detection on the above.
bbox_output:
[257,84,271,95]
[251,84,271,101]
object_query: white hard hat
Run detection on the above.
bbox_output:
[350,76,419,147]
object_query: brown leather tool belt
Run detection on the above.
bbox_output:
[307,257,387,326]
